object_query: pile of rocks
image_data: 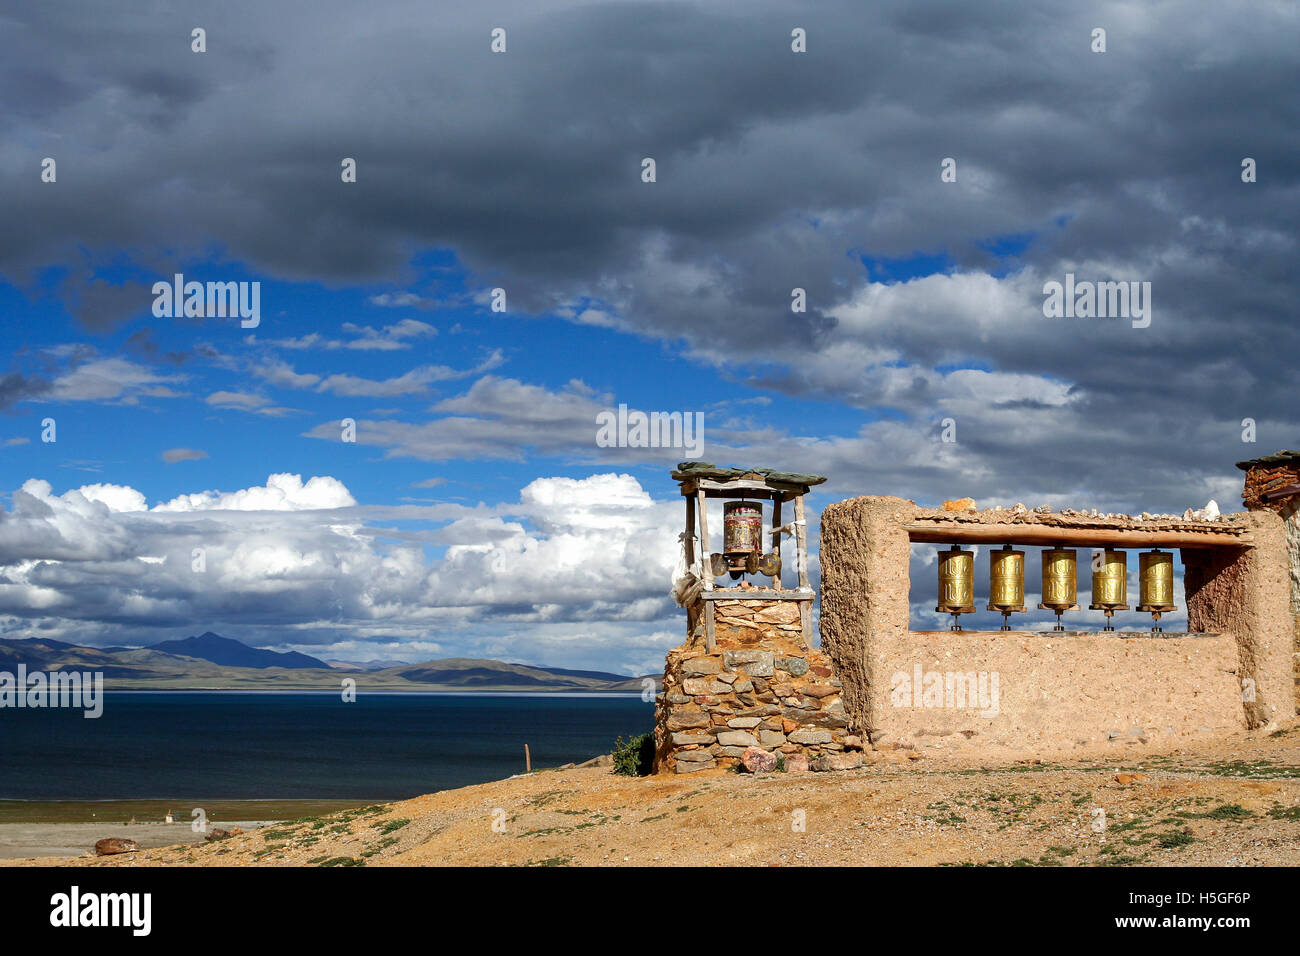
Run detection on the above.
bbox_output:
[1239,451,1300,512]
[654,598,862,774]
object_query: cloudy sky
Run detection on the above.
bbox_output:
[0,1,1295,673]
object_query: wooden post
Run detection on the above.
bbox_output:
[770,496,783,589]
[794,494,812,645]
[696,489,716,652]
[524,744,531,773]
[684,496,696,569]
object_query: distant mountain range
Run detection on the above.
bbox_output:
[151,632,329,670]
[0,632,655,692]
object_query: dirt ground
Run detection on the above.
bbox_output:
[7,722,1300,867]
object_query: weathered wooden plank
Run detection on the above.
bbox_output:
[701,589,814,602]
[678,480,801,500]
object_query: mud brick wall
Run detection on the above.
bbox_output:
[1239,455,1300,704]
[1183,514,1293,728]
[872,630,1245,753]
[818,496,1294,756]
[653,595,864,774]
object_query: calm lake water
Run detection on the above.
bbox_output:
[0,692,654,800]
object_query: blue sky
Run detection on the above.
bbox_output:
[3,251,884,509]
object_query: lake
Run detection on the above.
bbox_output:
[0,692,655,801]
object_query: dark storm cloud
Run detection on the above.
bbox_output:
[1,0,1297,509]
[0,371,50,411]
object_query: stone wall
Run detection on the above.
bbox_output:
[653,592,862,774]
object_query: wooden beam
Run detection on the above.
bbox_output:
[696,489,716,653]
[1262,482,1300,501]
[678,479,803,500]
[701,589,814,602]
[905,523,1249,549]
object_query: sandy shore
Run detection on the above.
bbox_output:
[6,720,1300,867]
[0,821,271,860]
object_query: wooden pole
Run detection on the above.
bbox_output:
[794,494,812,646]
[770,497,783,589]
[524,744,531,773]
[696,489,716,652]
[684,496,696,569]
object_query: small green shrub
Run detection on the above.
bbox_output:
[611,733,655,776]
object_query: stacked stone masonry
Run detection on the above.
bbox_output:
[654,593,864,774]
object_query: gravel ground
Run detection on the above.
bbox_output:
[7,723,1300,867]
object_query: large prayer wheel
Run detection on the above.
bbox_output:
[1088,549,1129,631]
[1038,546,1078,631]
[1138,549,1176,632]
[986,545,1025,631]
[936,546,975,630]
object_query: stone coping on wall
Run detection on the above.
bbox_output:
[908,506,1248,534]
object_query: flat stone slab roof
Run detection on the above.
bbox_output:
[1237,449,1300,470]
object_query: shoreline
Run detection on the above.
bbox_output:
[0,799,377,859]
[0,799,376,825]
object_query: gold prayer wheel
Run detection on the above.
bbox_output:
[1138,549,1176,633]
[935,545,975,631]
[1088,549,1129,631]
[986,545,1025,630]
[1037,546,1078,631]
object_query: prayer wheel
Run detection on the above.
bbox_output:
[935,545,975,631]
[1088,549,1129,631]
[720,501,763,580]
[722,501,763,556]
[1037,546,1078,631]
[1137,549,1176,633]
[986,545,1025,631]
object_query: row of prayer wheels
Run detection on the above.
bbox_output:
[936,545,1176,632]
